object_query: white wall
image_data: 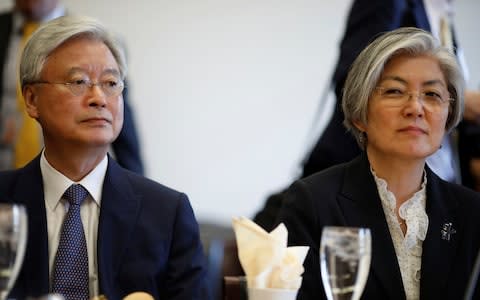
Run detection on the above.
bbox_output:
[2,1,480,225]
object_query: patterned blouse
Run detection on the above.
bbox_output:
[371,169,429,300]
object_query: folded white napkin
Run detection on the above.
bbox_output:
[232,217,309,290]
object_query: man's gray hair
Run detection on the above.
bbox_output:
[342,27,465,149]
[20,15,127,89]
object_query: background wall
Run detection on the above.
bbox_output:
[1,0,479,225]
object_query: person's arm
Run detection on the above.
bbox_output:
[162,194,209,299]
[253,189,287,232]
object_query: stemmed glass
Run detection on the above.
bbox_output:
[320,226,371,300]
[0,204,28,300]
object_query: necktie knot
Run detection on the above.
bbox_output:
[63,184,89,206]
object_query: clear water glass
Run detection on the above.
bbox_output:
[320,226,371,300]
[0,204,28,300]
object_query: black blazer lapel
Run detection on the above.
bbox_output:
[97,158,140,298]
[338,154,405,300]
[419,169,459,299]
[13,157,50,297]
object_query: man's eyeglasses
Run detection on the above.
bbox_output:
[374,86,454,112]
[29,79,125,97]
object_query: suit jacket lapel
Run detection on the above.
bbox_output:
[97,158,140,297]
[419,169,458,299]
[338,154,405,300]
[14,157,50,296]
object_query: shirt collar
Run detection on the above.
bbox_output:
[40,150,108,210]
[370,167,428,209]
[370,167,429,252]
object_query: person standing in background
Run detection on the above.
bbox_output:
[0,0,144,174]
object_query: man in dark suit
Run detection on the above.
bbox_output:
[0,0,144,174]
[0,15,207,299]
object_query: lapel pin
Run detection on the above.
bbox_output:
[441,222,456,241]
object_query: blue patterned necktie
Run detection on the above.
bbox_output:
[51,184,90,300]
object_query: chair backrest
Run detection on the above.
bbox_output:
[199,222,244,300]
[222,239,243,277]
[223,276,247,300]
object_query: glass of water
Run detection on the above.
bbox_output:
[0,204,28,300]
[320,226,371,300]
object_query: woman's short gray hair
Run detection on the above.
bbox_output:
[20,15,127,89]
[342,27,465,149]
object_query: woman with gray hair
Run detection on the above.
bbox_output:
[277,27,480,300]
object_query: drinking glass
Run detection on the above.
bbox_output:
[0,204,28,300]
[320,226,371,300]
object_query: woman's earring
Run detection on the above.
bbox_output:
[359,131,366,145]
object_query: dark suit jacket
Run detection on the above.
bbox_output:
[0,11,144,175]
[0,156,208,299]
[277,153,480,300]
[302,0,430,177]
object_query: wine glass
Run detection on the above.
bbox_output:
[0,204,28,300]
[320,226,371,300]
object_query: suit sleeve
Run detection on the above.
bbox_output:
[161,193,209,299]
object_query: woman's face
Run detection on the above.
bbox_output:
[355,54,451,162]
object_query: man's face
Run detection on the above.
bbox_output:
[23,37,124,151]
[15,0,59,21]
